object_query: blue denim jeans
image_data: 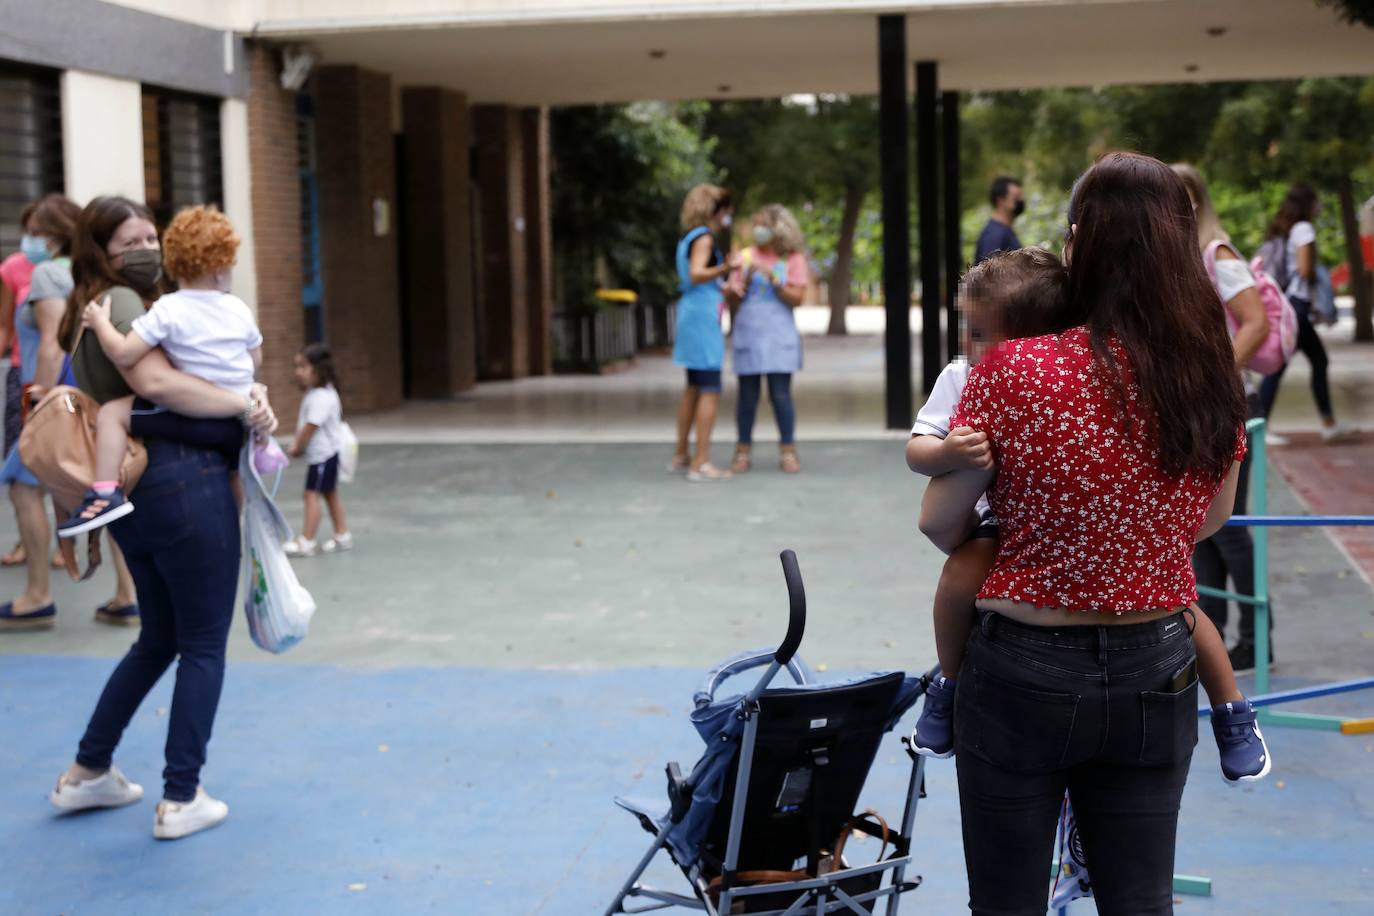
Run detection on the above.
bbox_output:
[736,372,795,445]
[76,440,240,802]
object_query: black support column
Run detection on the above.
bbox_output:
[942,90,962,363]
[878,16,912,429]
[915,61,941,394]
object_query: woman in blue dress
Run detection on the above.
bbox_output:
[724,205,809,474]
[670,184,738,482]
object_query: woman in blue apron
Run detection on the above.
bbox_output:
[670,184,737,482]
[724,204,808,474]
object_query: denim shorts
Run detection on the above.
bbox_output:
[685,368,722,394]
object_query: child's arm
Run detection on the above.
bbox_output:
[906,426,994,476]
[82,296,153,370]
[288,423,317,459]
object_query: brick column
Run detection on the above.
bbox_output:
[473,105,528,380]
[522,107,553,377]
[245,41,305,421]
[314,65,403,411]
[401,87,477,397]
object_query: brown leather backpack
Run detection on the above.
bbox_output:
[18,384,147,580]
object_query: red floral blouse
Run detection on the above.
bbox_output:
[950,327,1245,612]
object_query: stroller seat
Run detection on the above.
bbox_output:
[606,551,932,916]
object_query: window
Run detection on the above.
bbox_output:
[0,62,63,255]
[142,87,223,227]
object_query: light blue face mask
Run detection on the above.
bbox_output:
[752,225,774,246]
[20,234,50,264]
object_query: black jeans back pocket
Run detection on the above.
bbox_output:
[1139,679,1200,767]
[959,666,1080,774]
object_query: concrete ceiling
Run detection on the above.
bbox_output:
[249,0,1374,105]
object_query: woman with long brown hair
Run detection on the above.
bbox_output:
[0,193,90,630]
[48,196,277,840]
[919,152,1248,915]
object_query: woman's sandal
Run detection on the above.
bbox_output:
[779,446,801,474]
[730,446,752,474]
[667,454,690,474]
[1,542,24,567]
[686,462,733,483]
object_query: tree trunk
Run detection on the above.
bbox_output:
[1337,174,1373,342]
[827,183,865,336]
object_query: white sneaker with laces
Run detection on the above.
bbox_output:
[283,536,318,557]
[50,765,143,812]
[1320,423,1357,443]
[153,787,229,840]
[322,532,353,553]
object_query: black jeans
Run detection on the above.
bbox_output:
[1192,393,1270,645]
[955,612,1198,916]
[1258,297,1332,420]
[76,440,240,802]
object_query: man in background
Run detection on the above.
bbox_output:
[974,176,1025,265]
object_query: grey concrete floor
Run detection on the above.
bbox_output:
[4,441,1371,682]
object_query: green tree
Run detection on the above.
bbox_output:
[550,102,716,312]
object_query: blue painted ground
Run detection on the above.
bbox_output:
[3,656,1372,915]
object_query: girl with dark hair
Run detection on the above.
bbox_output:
[284,342,350,556]
[919,152,1254,915]
[1257,183,1350,442]
[49,195,278,840]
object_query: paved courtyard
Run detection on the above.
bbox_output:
[2,328,1373,914]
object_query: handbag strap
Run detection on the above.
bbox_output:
[57,530,103,582]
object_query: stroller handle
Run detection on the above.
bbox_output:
[776,549,805,665]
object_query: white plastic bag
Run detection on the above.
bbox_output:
[241,442,316,653]
[337,421,358,484]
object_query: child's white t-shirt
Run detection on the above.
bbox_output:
[132,289,261,396]
[912,358,992,518]
[297,384,343,466]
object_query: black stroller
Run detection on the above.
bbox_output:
[606,550,932,915]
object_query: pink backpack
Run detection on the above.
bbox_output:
[1203,239,1297,376]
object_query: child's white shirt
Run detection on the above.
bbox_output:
[912,358,992,518]
[297,384,343,466]
[132,289,261,396]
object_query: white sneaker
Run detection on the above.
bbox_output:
[1320,423,1357,443]
[153,787,228,840]
[322,532,353,553]
[283,536,318,558]
[50,765,143,812]
[1264,431,1289,447]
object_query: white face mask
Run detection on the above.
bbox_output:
[752,225,774,246]
[720,213,733,229]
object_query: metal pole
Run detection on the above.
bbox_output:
[915,61,941,394]
[878,16,912,429]
[941,91,961,363]
[1252,418,1271,696]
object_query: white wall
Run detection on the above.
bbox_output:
[220,97,259,316]
[61,70,145,205]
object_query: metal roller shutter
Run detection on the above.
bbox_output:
[0,62,64,256]
[142,86,223,228]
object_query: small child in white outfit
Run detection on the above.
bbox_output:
[59,206,261,537]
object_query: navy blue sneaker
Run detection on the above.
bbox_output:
[1212,698,1271,784]
[911,675,956,758]
[58,489,134,539]
[0,601,57,631]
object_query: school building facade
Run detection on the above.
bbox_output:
[0,0,556,416]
